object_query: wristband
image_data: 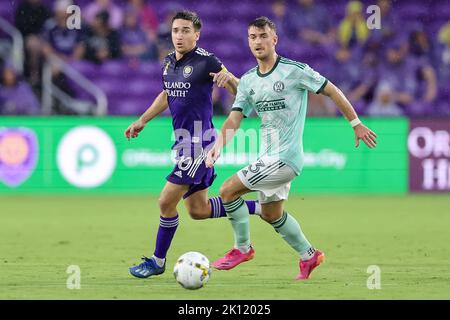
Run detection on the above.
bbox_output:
[350,118,361,128]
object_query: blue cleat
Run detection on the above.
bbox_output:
[129,256,165,278]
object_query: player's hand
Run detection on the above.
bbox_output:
[206,147,221,168]
[124,118,146,140]
[354,124,377,148]
[209,71,233,88]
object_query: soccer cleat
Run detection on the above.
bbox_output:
[129,256,165,278]
[212,246,255,270]
[296,250,325,280]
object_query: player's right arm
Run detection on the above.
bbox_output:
[206,111,244,167]
[206,76,253,167]
[124,90,168,140]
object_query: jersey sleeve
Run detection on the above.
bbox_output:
[295,64,328,94]
[230,78,253,118]
[207,54,226,74]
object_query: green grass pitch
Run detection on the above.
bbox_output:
[1,195,449,299]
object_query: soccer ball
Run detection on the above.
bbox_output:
[173,251,211,290]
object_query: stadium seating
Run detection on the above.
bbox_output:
[1,0,449,116]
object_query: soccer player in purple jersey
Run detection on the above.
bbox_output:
[125,11,260,278]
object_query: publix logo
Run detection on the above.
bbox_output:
[57,126,116,188]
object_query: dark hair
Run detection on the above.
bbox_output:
[248,16,277,33]
[172,10,202,31]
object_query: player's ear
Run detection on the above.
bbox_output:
[273,34,278,46]
[195,31,200,41]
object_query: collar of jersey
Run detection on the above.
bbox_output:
[257,55,281,78]
[172,46,198,64]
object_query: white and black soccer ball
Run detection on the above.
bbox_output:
[173,252,211,290]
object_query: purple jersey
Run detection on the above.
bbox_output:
[162,46,223,158]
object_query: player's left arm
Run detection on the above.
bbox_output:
[321,81,378,148]
[210,67,239,96]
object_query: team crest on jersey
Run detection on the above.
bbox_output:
[273,81,284,93]
[183,65,193,78]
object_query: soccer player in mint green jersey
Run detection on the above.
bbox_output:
[205,17,377,280]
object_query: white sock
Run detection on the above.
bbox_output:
[152,255,166,267]
[300,247,316,261]
[254,200,261,215]
[236,244,251,254]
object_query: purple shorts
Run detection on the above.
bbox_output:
[166,150,216,199]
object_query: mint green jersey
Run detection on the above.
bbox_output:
[232,56,328,174]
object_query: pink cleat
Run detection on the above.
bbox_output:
[212,246,255,270]
[296,250,325,280]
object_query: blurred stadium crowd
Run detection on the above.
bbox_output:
[0,0,449,116]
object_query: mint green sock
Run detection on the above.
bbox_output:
[223,197,250,250]
[270,211,313,256]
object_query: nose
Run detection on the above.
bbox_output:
[173,31,183,40]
